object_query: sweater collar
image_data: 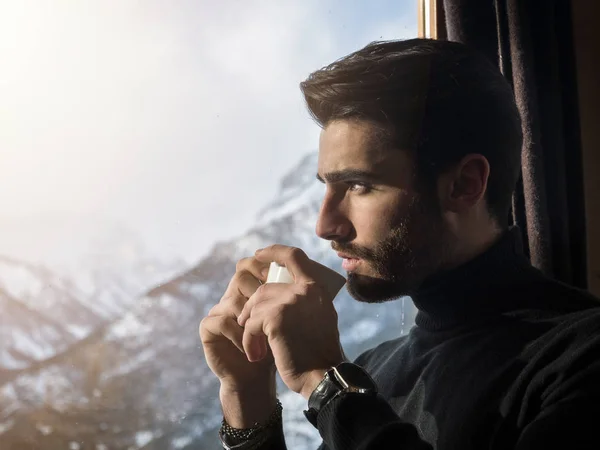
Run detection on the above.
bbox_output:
[411,226,534,331]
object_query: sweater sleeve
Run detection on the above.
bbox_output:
[515,314,600,449]
[515,394,600,449]
[315,392,432,450]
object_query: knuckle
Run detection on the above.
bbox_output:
[235,258,250,272]
[199,316,211,336]
[267,310,284,333]
[217,294,234,310]
[253,284,266,296]
[288,246,304,258]
[215,315,229,328]
[229,271,244,289]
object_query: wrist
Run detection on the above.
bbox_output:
[303,362,378,429]
[219,399,283,449]
[220,382,277,429]
[300,369,328,400]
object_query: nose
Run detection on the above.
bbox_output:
[315,192,352,241]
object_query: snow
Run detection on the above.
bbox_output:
[93,288,129,318]
[172,435,193,448]
[11,328,59,361]
[1,383,18,401]
[0,348,28,370]
[159,293,175,308]
[67,324,91,339]
[185,283,211,300]
[36,423,53,435]
[0,419,15,435]
[0,260,45,300]
[0,216,185,328]
[135,430,154,447]
[108,311,152,340]
[10,366,83,412]
[343,318,382,344]
[229,232,266,259]
[280,390,321,449]
[255,180,324,227]
[102,348,155,380]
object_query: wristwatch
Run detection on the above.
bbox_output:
[303,362,378,428]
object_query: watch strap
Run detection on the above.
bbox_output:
[304,369,342,427]
[303,363,378,428]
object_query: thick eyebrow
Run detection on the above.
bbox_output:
[316,169,381,184]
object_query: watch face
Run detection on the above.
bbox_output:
[334,362,377,391]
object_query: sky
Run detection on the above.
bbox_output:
[0,0,417,265]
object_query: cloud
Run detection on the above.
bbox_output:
[0,0,418,262]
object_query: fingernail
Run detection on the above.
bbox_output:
[255,248,263,254]
[261,267,269,278]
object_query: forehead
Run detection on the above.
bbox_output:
[317,119,413,184]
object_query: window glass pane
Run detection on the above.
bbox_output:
[0,1,418,448]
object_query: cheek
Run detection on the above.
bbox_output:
[352,201,401,243]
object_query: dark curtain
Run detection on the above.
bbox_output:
[443,0,587,288]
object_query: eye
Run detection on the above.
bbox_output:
[347,182,372,194]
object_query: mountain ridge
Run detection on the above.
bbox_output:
[0,150,416,449]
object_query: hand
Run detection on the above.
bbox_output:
[199,256,276,392]
[237,245,347,399]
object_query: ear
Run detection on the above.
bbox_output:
[437,154,490,214]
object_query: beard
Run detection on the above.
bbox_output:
[333,193,451,304]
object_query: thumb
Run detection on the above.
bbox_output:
[309,260,346,300]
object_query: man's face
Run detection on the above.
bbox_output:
[316,119,451,303]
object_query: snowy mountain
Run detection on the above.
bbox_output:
[0,256,106,378]
[0,216,186,385]
[0,215,188,314]
[0,151,417,449]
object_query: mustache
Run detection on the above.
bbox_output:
[331,243,374,260]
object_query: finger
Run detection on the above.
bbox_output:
[237,285,263,327]
[256,246,347,301]
[235,256,271,283]
[219,265,265,318]
[199,315,245,354]
[242,312,268,362]
[254,245,312,282]
[237,283,289,327]
[235,271,263,299]
[220,273,262,318]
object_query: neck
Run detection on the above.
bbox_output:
[411,226,533,331]
[445,224,503,272]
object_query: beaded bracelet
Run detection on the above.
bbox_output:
[219,399,283,442]
[218,426,274,450]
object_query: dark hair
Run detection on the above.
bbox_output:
[300,38,522,228]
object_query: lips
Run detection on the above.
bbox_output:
[341,257,361,271]
[337,252,361,271]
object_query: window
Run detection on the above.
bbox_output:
[418,0,444,39]
[0,2,418,448]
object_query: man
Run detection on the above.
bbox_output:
[200,38,600,450]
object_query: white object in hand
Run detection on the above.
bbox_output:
[266,262,294,284]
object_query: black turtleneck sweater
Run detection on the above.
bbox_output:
[259,228,600,449]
